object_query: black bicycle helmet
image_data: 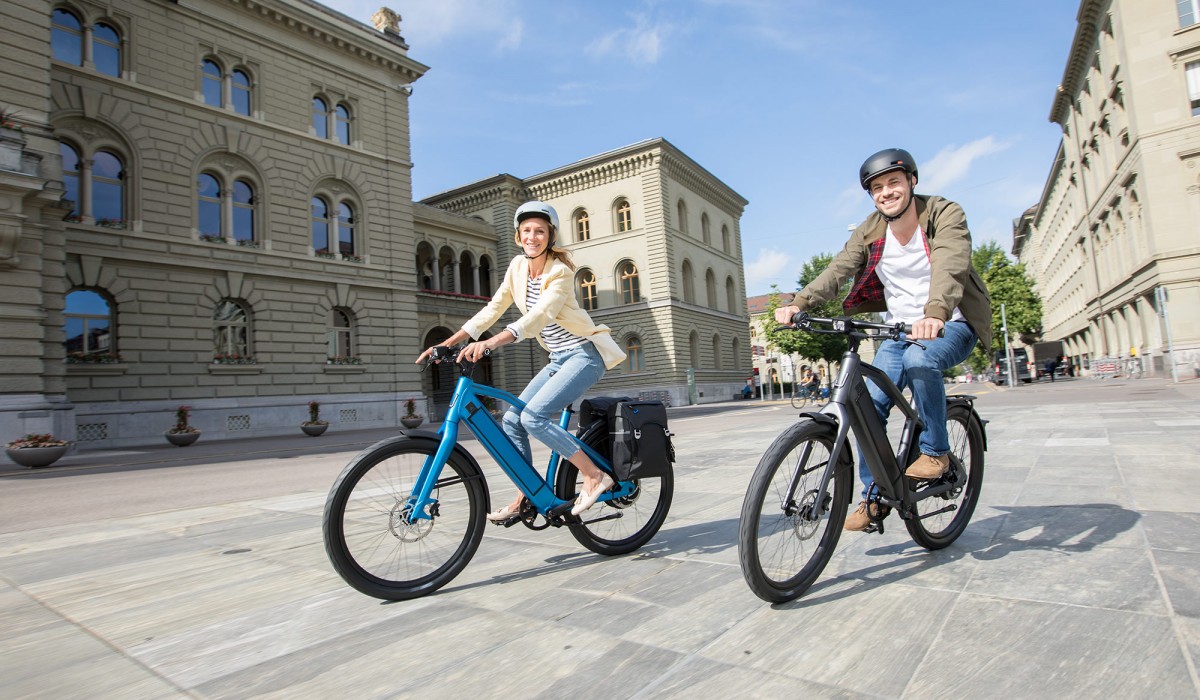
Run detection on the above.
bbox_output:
[859,148,918,190]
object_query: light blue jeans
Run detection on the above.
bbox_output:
[502,341,606,465]
[859,320,977,499]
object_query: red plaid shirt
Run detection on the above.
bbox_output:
[841,231,931,313]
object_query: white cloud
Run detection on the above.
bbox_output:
[587,13,672,64]
[920,136,1011,192]
[746,248,794,286]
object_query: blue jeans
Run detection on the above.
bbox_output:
[502,341,606,465]
[858,320,977,499]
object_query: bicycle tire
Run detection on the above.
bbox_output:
[738,420,851,603]
[905,404,984,549]
[554,429,673,556]
[790,390,808,409]
[323,437,487,600]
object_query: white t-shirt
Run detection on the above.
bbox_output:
[876,225,965,325]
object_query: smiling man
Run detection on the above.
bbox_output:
[774,148,992,532]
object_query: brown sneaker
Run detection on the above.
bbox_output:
[905,453,950,480]
[845,500,890,531]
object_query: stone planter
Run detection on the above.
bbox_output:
[165,430,200,447]
[6,444,69,468]
[400,416,424,429]
[301,423,329,437]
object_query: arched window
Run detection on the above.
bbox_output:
[201,59,223,107]
[574,209,590,242]
[577,269,597,311]
[689,331,699,369]
[677,199,688,234]
[478,256,494,296]
[231,69,252,116]
[232,179,255,243]
[459,250,476,295]
[311,196,331,254]
[726,276,737,313]
[705,268,717,308]
[618,260,640,304]
[681,260,695,303]
[51,9,83,65]
[64,289,115,360]
[615,199,632,233]
[312,97,329,139]
[335,104,352,144]
[91,150,124,225]
[93,22,121,77]
[197,173,222,239]
[337,202,356,257]
[701,212,711,245]
[60,142,80,220]
[626,336,644,372]
[213,299,252,362]
[327,307,355,360]
[416,242,436,290]
[722,224,731,254]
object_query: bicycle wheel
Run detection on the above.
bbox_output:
[554,431,673,556]
[906,404,984,549]
[790,389,808,409]
[738,420,851,603]
[323,437,487,600]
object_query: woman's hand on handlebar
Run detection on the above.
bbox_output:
[909,317,945,341]
[459,340,493,363]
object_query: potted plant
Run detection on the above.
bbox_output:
[165,405,201,446]
[302,400,329,436]
[6,433,70,468]
[400,398,424,429]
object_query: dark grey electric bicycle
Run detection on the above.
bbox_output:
[738,313,987,603]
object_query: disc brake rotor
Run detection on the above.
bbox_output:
[388,501,435,542]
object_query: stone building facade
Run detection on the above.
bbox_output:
[0,0,750,458]
[1015,0,1200,378]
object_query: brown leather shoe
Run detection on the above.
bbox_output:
[905,453,950,480]
[845,500,890,531]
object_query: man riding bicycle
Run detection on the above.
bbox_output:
[775,148,992,531]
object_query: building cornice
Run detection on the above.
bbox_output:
[1049,0,1106,125]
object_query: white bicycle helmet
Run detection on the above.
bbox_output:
[513,200,559,230]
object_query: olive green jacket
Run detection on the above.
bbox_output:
[792,195,992,350]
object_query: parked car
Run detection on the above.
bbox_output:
[994,349,1033,385]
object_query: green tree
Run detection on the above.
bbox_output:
[968,241,1042,372]
[763,253,855,372]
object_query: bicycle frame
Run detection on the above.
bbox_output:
[405,370,632,523]
[794,319,964,521]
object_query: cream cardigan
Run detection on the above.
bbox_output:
[461,255,627,370]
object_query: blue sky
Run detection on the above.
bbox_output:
[321,0,1081,296]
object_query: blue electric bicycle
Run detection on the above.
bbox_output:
[322,345,674,600]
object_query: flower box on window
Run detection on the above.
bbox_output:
[95,218,127,230]
[326,356,362,365]
[315,247,337,260]
[341,254,364,263]
[199,233,224,244]
[62,213,81,223]
[235,239,259,249]
[211,352,257,365]
[65,351,122,364]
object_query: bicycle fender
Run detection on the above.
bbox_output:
[946,397,988,452]
[380,431,492,510]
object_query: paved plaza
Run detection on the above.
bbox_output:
[3,378,1200,698]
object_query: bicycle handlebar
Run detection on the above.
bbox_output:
[782,312,944,341]
[428,344,491,375]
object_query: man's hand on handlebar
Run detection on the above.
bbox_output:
[774,305,801,326]
[909,317,945,341]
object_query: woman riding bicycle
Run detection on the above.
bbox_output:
[416,201,626,520]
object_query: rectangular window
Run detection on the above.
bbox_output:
[1180,0,1200,28]
[1188,61,1200,117]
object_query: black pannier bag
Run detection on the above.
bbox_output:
[608,400,674,481]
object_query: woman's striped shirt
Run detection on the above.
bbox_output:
[505,274,587,352]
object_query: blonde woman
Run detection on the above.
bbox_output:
[417,201,626,519]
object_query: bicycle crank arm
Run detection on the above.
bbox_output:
[580,512,623,525]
